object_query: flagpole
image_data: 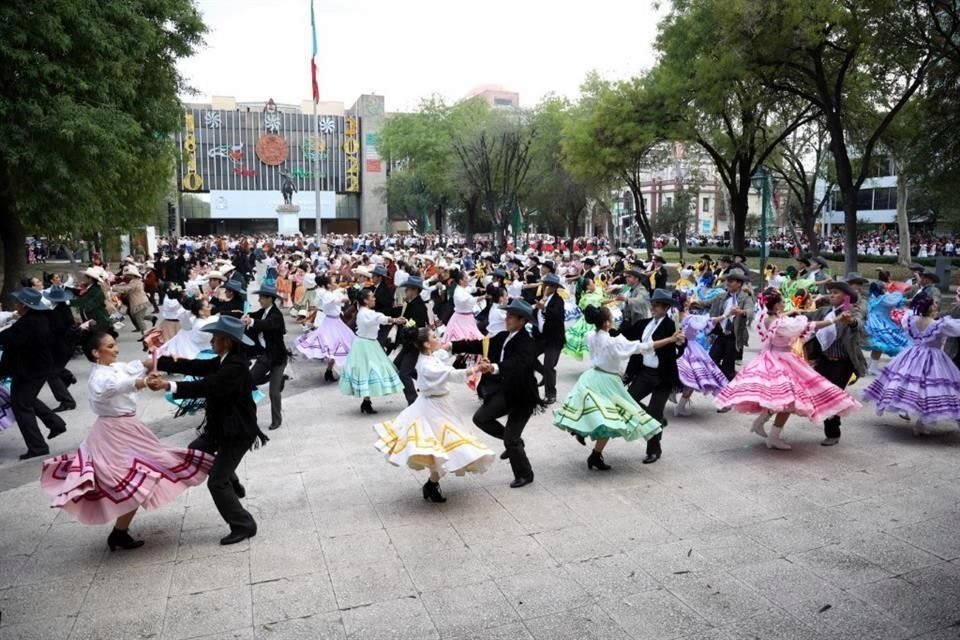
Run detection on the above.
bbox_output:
[310,0,322,239]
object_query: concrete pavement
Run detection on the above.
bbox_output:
[0,317,958,639]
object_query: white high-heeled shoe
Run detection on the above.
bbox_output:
[750,412,771,438]
[766,425,792,450]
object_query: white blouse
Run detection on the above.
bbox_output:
[453,285,475,314]
[586,330,649,376]
[319,289,347,317]
[486,305,507,336]
[88,360,146,417]
[356,306,392,339]
[415,350,467,397]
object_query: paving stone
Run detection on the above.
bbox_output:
[788,544,894,588]
[0,615,76,640]
[169,549,250,595]
[663,571,772,626]
[850,576,959,636]
[403,544,490,592]
[327,557,416,609]
[524,604,632,640]
[249,534,324,583]
[340,595,438,640]
[84,561,174,611]
[320,528,398,568]
[163,585,253,640]
[494,566,589,620]
[252,572,338,626]
[0,578,91,625]
[560,552,658,599]
[447,621,535,640]
[253,611,345,640]
[604,587,713,639]
[419,580,520,637]
[70,601,165,640]
[720,610,818,640]
[469,533,557,578]
[838,531,941,575]
[533,524,619,564]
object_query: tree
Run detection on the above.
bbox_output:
[523,95,602,238]
[734,0,941,273]
[769,120,832,256]
[652,180,697,263]
[564,73,668,257]
[377,97,490,242]
[0,0,205,305]
[452,107,536,247]
[654,0,814,257]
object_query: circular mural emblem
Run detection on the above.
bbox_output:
[255,134,288,166]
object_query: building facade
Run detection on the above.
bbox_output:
[174,94,388,236]
[464,85,520,108]
[816,156,898,234]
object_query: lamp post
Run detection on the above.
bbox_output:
[751,166,771,289]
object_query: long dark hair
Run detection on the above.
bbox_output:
[583,305,611,328]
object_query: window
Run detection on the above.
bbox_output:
[856,188,873,211]
[873,187,896,210]
[702,197,710,213]
[664,196,673,207]
[493,97,514,106]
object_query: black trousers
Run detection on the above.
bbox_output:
[394,348,419,406]
[473,391,533,480]
[710,332,739,381]
[9,376,65,455]
[250,357,286,427]
[814,357,856,439]
[189,434,257,534]
[46,369,75,407]
[628,367,671,457]
[377,325,393,354]
[535,343,563,398]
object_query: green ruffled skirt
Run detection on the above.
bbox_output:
[553,368,662,441]
[562,317,591,360]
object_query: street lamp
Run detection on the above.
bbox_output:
[751,166,771,289]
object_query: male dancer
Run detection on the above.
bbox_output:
[708,272,753,385]
[452,299,542,488]
[150,315,269,544]
[243,283,288,431]
[533,273,565,404]
[807,279,868,446]
[394,276,430,405]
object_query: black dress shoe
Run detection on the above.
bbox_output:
[422,480,447,503]
[48,425,67,439]
[360,400,378,415]
[52,403,76,413]
[545,396,557,405]
[642,453,661,464]
[510,475,534,489]
[268,423,281,431]
[19,450,49,461]
[232,482,246,499]
[324,370,336,383]
[107,528,145,552]
[587,451,612,471]
[220,528,256,545]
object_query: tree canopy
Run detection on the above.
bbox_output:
[0,0,205,303]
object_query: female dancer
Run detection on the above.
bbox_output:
[444,269,484,341]
[714,290,862,450]
[40,331,213,549]
[296,275,354,382]
[340,288,406,414]
[158,297,215,360]
[158,288,184,343]
[563,277,607,360]
[373,328,494,502]
[553,306,666,471]
[674,300,730,416]
[863,294,960,435]
[865,270,908,375]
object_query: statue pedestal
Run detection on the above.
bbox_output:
[277,204,301,235]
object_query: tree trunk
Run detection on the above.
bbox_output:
[0,200,28,311]
[631,189,654,259]
[842,188,859,275]
[895,161,911,267]
[825,116,859,274]
[801,200,818,257]
[729,189,750,255]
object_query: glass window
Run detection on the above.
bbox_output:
[702,197,710,212]
[874,186,896,210]
[856,188,873,211]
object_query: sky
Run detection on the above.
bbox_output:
[177,0,666,112]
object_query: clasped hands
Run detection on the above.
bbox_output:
[475,357,495,375]
[145,373,170,391]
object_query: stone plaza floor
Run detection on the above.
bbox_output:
[0,319,958,640]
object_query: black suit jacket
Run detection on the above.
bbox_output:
[452,329,541,415]
[0,310,57,380]
[401,295,429,328]
[534,294,566,348]
[245,304,288,365]
[373,281,395,316]
[620,316,682,385]
[49,303,80,365]
[158,351,266,446]
[212,295,245,319]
